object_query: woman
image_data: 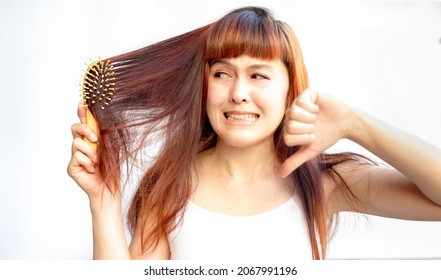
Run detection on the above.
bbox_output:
[67,6,441,260]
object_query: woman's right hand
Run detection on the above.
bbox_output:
[67,103,107,201]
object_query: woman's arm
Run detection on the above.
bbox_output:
[68,103,170,259]
[348,108,441,207]
[333,108,441,220]
[89,194,132,259]
[89,192,170,259]
[282,89,441,220]
[67,103,132,259]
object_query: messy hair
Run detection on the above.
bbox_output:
[90,6,362,259]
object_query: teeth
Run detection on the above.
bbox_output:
[225,113,259,121]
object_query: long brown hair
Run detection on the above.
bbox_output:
[90,6,363,260]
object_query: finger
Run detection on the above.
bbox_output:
[294,88,319,113]
[283,133,315,147]
[279,147,318,178]
[71,150,96,173]
[77,102,87,124]
[286,105,317,123]
[71,123,98,143]
[71,123,84,138]
[284,121,315,135]
[72,137,98,163]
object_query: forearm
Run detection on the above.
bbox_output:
[90,195,131,259]
[347,108,441,205]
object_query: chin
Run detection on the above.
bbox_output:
[218,133,273,149]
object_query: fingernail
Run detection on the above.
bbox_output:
[90,133,98,142]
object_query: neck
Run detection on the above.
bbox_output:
[207,138,280,181]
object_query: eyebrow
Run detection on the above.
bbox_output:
[210,59,274,71]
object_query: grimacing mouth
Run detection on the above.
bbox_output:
[223,112,260,121]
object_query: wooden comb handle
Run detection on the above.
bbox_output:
[84,108,98,151]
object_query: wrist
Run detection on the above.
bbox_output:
[345,107,366,142]
[89,190,122,214]
[345,107,375,148]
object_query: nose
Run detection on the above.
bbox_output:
[229,78,250,104]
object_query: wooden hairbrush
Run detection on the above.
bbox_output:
[81,58,116,150]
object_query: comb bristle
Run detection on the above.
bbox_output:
[81,58,116,110]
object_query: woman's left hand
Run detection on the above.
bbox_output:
[280,88,354,177]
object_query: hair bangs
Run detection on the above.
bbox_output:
[205,7,289,64]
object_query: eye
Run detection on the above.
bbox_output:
[214,71,231,78]
[251,73,269,80]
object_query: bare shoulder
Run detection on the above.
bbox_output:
[324,159,441,221]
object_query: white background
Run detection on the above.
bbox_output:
[0,0,440,260]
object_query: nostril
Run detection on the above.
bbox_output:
[230,97,248,103]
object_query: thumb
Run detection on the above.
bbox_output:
[295,88,319,112]
[304,87,318,104]
[77,102,87,124]
[279,147,317,178]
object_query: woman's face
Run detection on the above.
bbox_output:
[206,55,289,148]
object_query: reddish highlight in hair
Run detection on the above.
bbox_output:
[205,7,308,106]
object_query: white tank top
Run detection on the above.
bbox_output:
[168,194,313,261]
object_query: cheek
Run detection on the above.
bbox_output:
[261,86,289,119]
[269,97,288,129]
[269,97,288,123]
[206,84,224,121]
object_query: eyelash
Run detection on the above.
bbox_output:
[213,72,269,80]
[214,72,230,78]
[251,73,269,80]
